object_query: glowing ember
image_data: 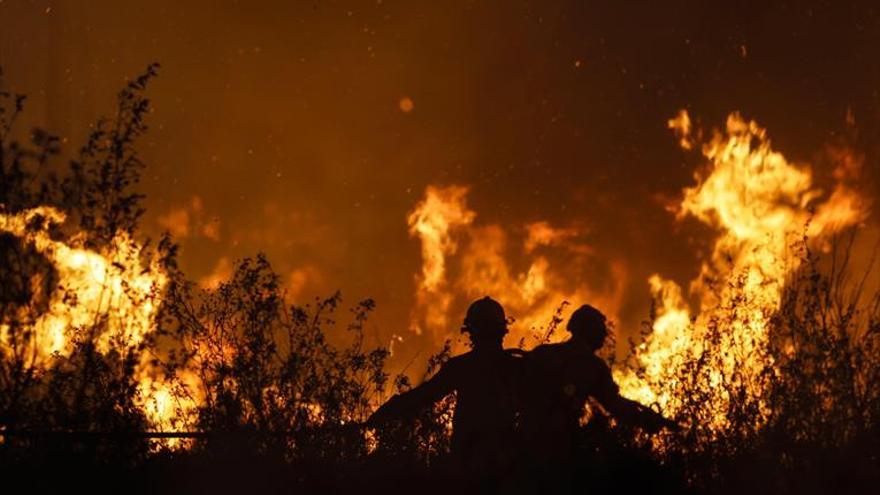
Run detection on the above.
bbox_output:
[399,96,415,113]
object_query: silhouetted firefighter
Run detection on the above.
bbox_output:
[368,296,523,481]
[520,304,678,489]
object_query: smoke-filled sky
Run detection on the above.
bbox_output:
[2,0,879,371]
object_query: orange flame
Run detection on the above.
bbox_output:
[407,186,626,349]
[0,206,197,440]
[616,111,868,426]
[407,185,475,339]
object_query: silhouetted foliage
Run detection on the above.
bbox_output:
[368,339,456,468]
[613,231,880,494]
[0,64,161,465]
[1,64,879,495]
[156,254,392,462]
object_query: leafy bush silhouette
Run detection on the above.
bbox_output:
[0,64,161,464]
[612,232,880,493]
[0,65,444,476]
[367,339,456,468]
[157,254,393,462]
[2,62,879,495]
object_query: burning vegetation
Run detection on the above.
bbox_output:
[1,66,879,493]
[617,110,869,424]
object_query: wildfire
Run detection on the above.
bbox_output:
[407,185,475,339]
[1,110,868,445]
[407,186,626,350]
[615,111,868,427]
[0,206,196,437]
[0,207,163,358]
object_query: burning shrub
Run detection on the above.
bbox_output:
[614,233,880,493]
[367,339,456,468]
[0,63,424,473]
[762,234,880,486]
[2,61,878,494]
[156,254,393,462]
[0,64,162,462]
[610,110,879,493]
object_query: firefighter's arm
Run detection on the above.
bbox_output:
[601,394,679,433]
[592,365,679,433]
[367,360,457,425]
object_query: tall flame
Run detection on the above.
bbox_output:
[616,111,868,426]
[0,207,165,358]
[407,185,476,339]
[407,186,626,349]
[2,110,868,444]
[0,206,195,436]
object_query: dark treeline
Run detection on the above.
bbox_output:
[1,66,879,494]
